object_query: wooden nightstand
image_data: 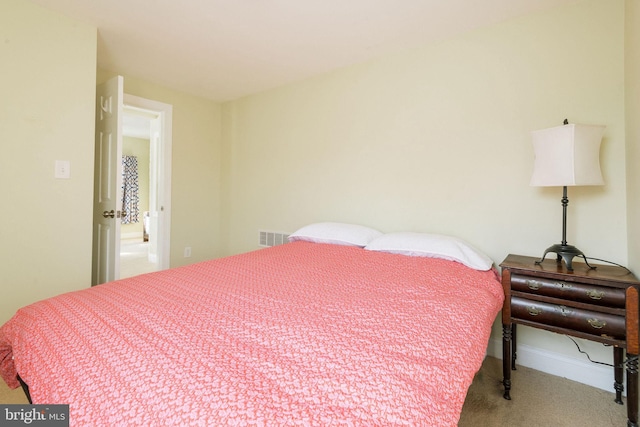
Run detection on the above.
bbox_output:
[500,254,640,427]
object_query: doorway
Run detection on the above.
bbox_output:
[119,95,172,279]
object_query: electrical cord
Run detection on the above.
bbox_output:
[585,257,632,273]
[567,336,640,370]
[567,336,614,367]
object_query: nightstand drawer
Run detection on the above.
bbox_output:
[511,297,626,339]
[511,274,626,308]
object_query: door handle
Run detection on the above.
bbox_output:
[102,210,115,218]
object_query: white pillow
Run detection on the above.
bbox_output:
[288,222,383,247]
[364,232,493,271]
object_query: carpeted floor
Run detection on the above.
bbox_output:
[0,356,630,425]
[120,238,158,279]
[0,380,28,404]
[460,356,628,426]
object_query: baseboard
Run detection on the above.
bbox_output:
[486,337,620,395]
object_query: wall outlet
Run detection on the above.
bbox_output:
[184,247,191,258]
[54,160,70,179]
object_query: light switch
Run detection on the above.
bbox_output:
[55,160,70,179]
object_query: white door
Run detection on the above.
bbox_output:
[92,76,123,285]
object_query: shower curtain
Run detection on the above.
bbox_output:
[121,155,140,224]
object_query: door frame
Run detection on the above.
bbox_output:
[123,94,173,270]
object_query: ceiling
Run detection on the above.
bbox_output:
[31,0,577,102]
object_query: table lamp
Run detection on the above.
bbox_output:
[530,120,605,271]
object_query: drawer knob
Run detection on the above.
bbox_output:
[587,318,607,329]
[526,280,541,291]
[586,289,605,300]
[527,306,542,316]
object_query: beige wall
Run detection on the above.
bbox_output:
[627,0,640,273]
[221,0,626,363]
[0,0,97,324]
[0,2,223,323]
[222,0,626,263]
[97,71,224,267]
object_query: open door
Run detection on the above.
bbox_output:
[92,76,123,286]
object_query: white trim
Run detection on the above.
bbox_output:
[486,337,620,395]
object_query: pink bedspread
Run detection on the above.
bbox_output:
[0,241,503,426]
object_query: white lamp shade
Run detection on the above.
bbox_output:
[530,123,605,187]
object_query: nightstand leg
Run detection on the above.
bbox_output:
[512,324,517,370]
[502,324,512,400]
[627,354,638,427]
[615,347,624,404]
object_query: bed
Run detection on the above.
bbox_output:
[0,224,503,426]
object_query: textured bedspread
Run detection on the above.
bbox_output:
[0,241,503,426]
